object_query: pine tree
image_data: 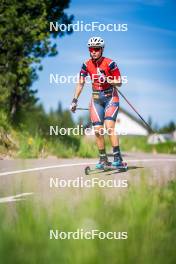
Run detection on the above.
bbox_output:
[0,0,73,123]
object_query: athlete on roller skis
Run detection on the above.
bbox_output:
[70,37,127,171]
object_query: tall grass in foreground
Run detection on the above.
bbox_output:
[0,179,176,264]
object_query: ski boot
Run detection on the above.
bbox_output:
[112,154,128,170]
[95,154,111,170]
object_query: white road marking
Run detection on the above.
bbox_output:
[0,192,33,203]
[127,159,176,162]
[0,162,96,177]
[0,159,175,177]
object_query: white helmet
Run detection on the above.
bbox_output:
[87,37,105,48]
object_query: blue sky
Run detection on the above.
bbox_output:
[32,0,176,127]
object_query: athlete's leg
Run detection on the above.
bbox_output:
[104,89,124,166]
[89,98,105,150]
[93,125,105,149]
[104,89,119,148]
[104,119,119,147]
[89,98,109,168]
[94,125,108,167]
[104,119,123,166]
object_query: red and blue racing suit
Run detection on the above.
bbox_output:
[80,57,121,126]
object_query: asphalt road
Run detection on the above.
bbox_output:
[0,152,176,204]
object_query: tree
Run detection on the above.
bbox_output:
[57,101,63,115]
[148,116,153,128]
[0,0,73,122]
[48,101,74,128]
[159,121,176,133]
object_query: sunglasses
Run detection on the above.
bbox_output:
[89,47,101,52]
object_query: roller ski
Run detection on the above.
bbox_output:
[85,154,128,175]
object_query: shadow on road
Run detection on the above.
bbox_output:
[105,166,144,176]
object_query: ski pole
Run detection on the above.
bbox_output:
[76,91,155,133]
[117,89,154,133]
[76,107,89,111]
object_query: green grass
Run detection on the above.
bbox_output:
[16,132,46,158]
[77,137,98,158]
[0,178,176,263]
[1,131,176,158]
[120,136,176,154]
[77,136,176,158]
[14,131,80,158]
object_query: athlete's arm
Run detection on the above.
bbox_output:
[107,61,122,87]
[107,76,122,87]
[73,76,85,99]
[70,62,87,112]
[74,61,88,98]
